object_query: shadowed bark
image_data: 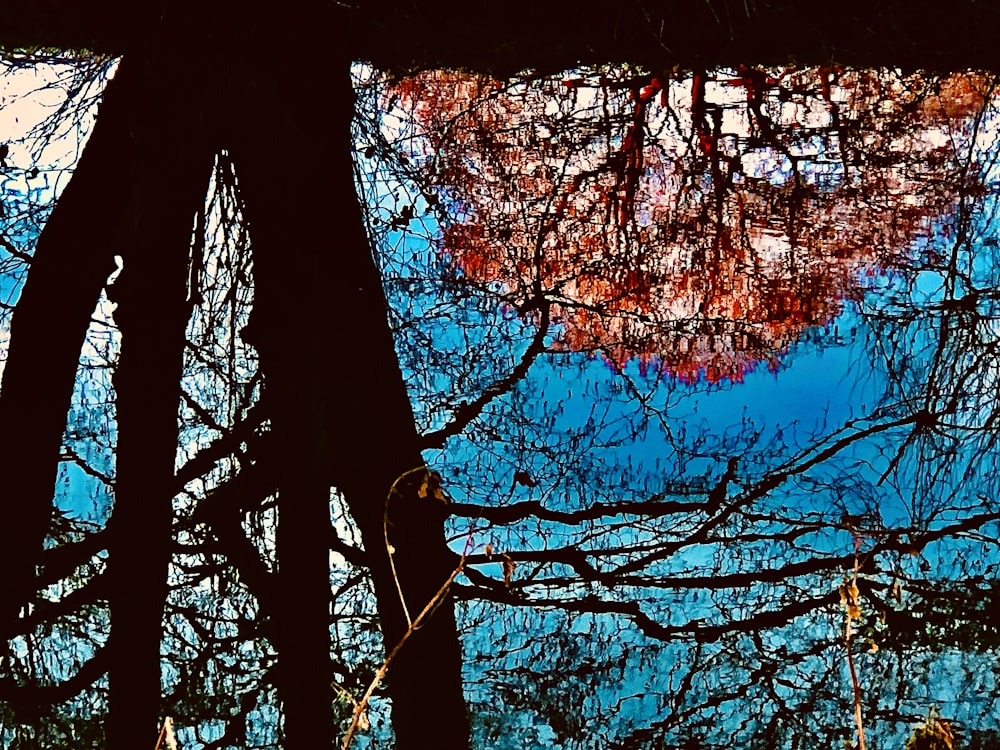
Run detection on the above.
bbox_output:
[102,52,216,749]
[1,35,471,746]
[227,48,470,749]
[0,56,168,644]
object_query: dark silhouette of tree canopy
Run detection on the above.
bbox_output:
[1,4,1000,750]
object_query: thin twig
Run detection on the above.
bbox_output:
[841,541,867,750]
[383,466,427,626]
[339,563,465,750]
[340,503,477,750]
[153,717,178,750]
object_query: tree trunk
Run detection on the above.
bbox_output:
[227,52,470,749]
[102,54,215,749]
[0,55,168,642]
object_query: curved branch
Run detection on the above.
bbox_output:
[421,300,551,449]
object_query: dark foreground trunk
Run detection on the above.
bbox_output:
[0,55,179,641]
[103,54,215,749]
[0,46,216,743]
[227,50,470,749]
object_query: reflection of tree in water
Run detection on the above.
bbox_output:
[3,55,1000,750]
[363,66,1000,748]
[389,66,989,382]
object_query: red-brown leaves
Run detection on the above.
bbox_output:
[384,67,988,383]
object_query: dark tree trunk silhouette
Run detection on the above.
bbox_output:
[0,56,174,644]
[228,50,469,749]
[1,40,471,746]
[102,53,216,749]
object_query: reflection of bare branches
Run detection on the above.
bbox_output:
[340,562,464,749]
[421,299,550,449]
[457,572,843,644]
[59,443,112,486]
[382,66,989,385]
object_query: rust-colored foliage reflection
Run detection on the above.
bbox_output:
[390,67,990,382]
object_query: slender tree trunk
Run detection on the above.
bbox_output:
[102,55,215,749]
[0,56,170,642]
[0,35,214,739]
[224,56,342,749]
[227,52,470,749]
